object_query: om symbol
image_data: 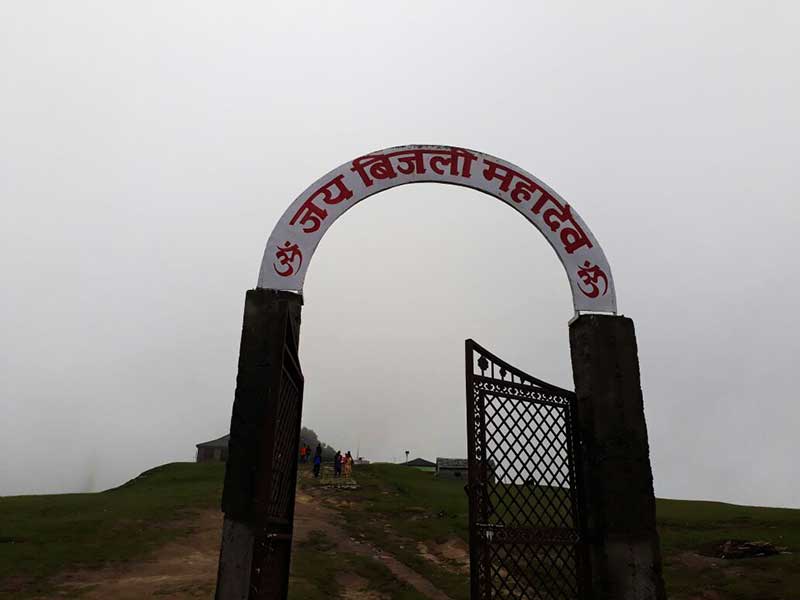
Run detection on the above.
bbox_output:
[577,261,608,298]
[273,241,303,277]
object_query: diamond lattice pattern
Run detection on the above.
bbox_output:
[472,369,582,598]
[267,366,302,520]
[483,392,575,530]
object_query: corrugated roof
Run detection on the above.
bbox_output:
[196,434,230,448]
[436,457,468,469]
[402,458,436,468]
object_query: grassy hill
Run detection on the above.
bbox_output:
[0,463,225,598]
[1,462,798,599]
[341,465,800,600]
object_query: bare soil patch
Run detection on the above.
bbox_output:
[50,510,222,599]
[296,490,455,599]
[417,538,469,576]
[45,489,454,599]
[336,572,387,600]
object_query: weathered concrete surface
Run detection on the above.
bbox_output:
[569,314,667,600]
[215,517,254,600]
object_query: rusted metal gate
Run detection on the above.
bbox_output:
[248,312,304,599]
[465,339,588,600]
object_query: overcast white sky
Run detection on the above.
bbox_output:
[1,2,799,508]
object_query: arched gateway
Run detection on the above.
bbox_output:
[215,147,666,600]
[260,145,616,314]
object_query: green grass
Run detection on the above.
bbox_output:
[656,498,800,599]
[0,462,224,597]
[2,461,799,600]
[306,464,471,599]
[290,530,427,600]
[308,463,800,600]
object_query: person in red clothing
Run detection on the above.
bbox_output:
[299,445,307,463]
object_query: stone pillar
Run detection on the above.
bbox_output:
[568,314,666,600]
[215,289,303,600]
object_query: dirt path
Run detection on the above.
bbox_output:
[294,491,454,600]
[51,510,222,599]
[46,491,454,599]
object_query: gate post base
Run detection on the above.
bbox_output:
[568,314,667,600]
[216,517,254,600]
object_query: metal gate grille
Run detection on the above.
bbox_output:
[267,350,303,522]
[250,306,304,600]
[465,340,587,600]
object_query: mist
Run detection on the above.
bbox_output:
[1,2,798,508]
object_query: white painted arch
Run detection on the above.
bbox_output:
[259,145,617,314]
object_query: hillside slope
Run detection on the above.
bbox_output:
[0,462,225,598]
[1,462,797,599]
[331,464,800,600]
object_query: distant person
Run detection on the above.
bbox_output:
[299,445,307,464]
[343,451,353,479]
[306,444,312,463]
[313,444,322,478]
[334,451,342,478]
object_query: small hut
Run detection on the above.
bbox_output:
[436,457,468,479]
[196,434,229,463]
[402,458,436,472]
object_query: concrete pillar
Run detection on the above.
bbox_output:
[215,289,303,600]
[569,314,667,600]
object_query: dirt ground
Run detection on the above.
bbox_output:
[46,491,454,599]
[49,510,222,599]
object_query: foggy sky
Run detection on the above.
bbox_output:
[1,2,799,508]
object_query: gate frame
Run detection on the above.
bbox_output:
[465,339,591,599]
[215,147,667,600]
